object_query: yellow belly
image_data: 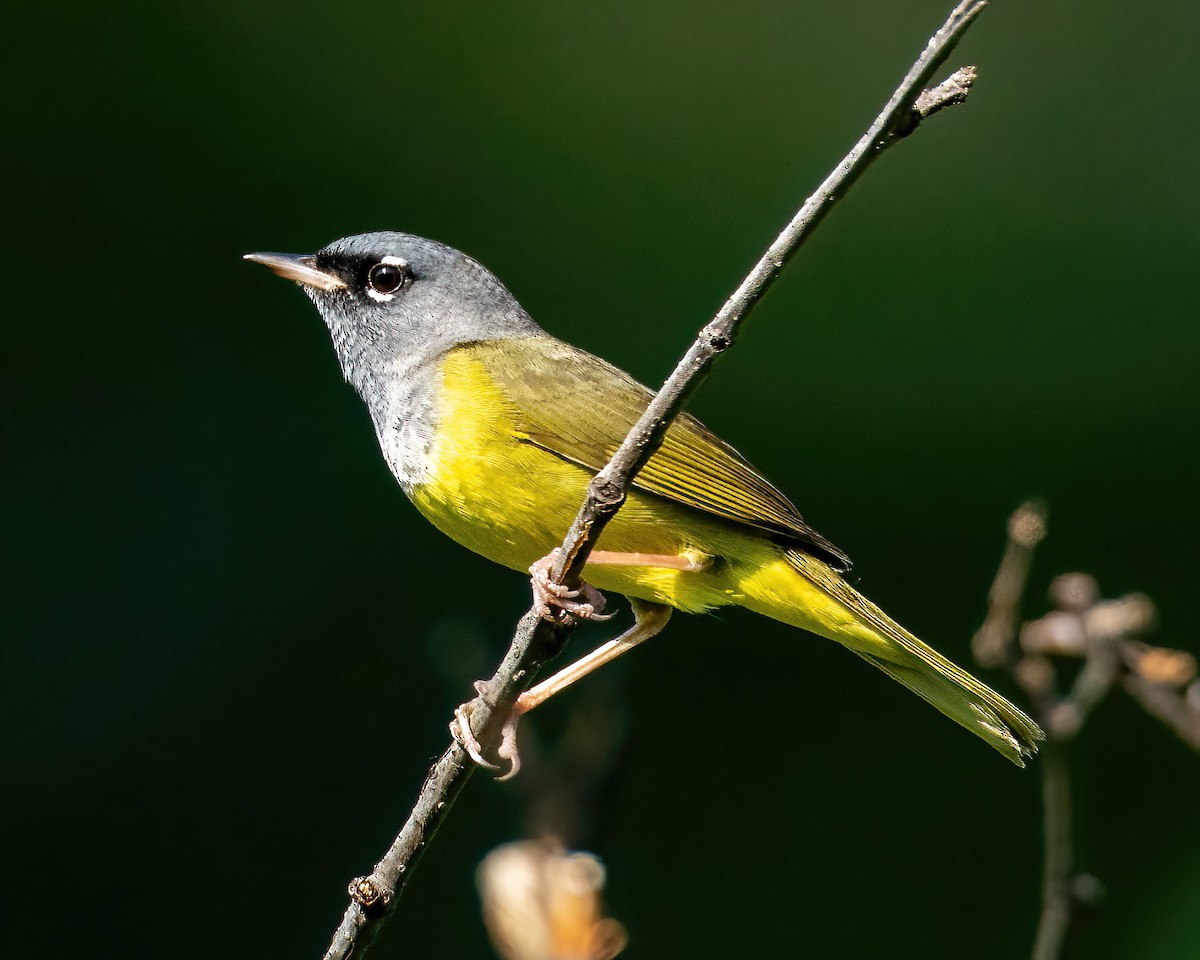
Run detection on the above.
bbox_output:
[408,347,777,613]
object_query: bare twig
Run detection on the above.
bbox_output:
[1031,744,1072,960]
[976,503,1200,960]
[914,66,979,119]
[973,501,1047,668]
[321,4,990,957]
[1122,673,1200,749]
[892,64,979,141]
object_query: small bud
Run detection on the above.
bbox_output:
[1084,594,1156,641]
[1008,503,1047,548]
[1048,573,1099,613]
[1071,873,1106,906]
[348,876,388,910]
[478,841,627,960]
[972,623,1011,669]
[1047,701,1083,739]
[1131,645,1197,687]
[1021,611,1087,657]
[1015,655,1056,697]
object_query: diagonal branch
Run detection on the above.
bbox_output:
[550,0,988,587]
[320,3,989,957]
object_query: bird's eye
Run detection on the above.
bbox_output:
[366,258,411,299]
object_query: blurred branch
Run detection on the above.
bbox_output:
[974,502,1200,960]
[973,501,1047,669]
[321,4,991,958]
[1122,670,1200,749]
[1034,746,1072,960]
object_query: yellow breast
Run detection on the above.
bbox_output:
[410,346,588,573]
[407,345,765,614]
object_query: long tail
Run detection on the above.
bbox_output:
[740,549,1043,765]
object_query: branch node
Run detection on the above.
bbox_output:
[914,65,978,117]
[348,876,389,913]
[1048,573,1099,613]
[590,476,626,511]
[888,64,980,142]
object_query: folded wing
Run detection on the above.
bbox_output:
[465,337,852,571]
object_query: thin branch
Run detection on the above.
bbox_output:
[907,65,979,130]
[320,3,989,957]
[973,501,1048,668]
[1031,745,1072,960]
[1122,673,1200,749]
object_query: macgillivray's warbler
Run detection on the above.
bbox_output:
[246,232,1042,774]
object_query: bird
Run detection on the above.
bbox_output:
[245,231,1042,775]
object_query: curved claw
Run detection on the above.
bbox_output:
[493,709,524,782]
[528,550,614,624]
[449,681,502,772]
[450,707,501,771]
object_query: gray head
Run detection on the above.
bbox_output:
[245,232,542,391]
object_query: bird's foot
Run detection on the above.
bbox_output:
[529,549,615,624]
[449,680,529,781]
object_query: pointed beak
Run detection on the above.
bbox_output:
[243,252,347,291]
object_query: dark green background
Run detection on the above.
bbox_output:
[7,1,1199,957]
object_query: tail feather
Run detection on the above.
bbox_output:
[849,650,1039,766]
[756,550,1043,765]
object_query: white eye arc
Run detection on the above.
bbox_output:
[366,255,412,302]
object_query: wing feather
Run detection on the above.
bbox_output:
[463,337,851,570]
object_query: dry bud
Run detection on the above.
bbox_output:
[972,622,1011,669]
[478,841,627,960]
[1084,594,1156,641]
[1071,873,1106,906]
[1047,701,1084,739]
[1015,655,1056,697]
[1020,611,1088,657]
[1130,645,1197,687]
[1048,573,1099,613]
[1008,503,1047,548]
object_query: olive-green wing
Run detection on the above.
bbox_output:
[466,336,851,571]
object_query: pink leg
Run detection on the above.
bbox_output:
[454,545,706,777]
[494,599,672,780]
[528,547,713,623]
[587,549,714,572]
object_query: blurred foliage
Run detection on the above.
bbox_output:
[5,1,1199,958]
